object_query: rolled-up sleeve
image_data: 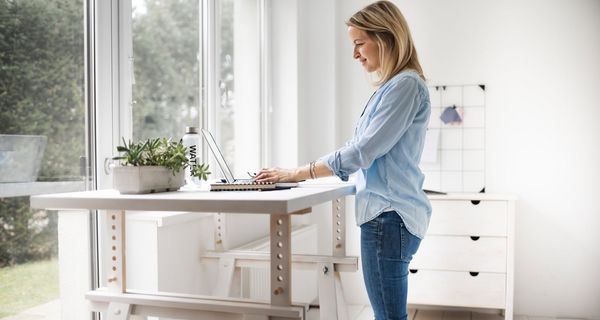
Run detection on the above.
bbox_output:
[321,77,421,181]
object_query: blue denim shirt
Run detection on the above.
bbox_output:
[321,70,432,239]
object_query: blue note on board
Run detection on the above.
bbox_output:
[440,106,462,124]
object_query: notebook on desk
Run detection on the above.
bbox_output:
[201,129,298,191]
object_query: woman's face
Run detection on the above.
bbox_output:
[348,26,380,73]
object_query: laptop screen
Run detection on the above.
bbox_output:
[200,129,236,183]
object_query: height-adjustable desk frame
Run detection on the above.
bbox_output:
[31,182,356,320]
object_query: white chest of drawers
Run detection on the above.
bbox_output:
[407,193,516,319]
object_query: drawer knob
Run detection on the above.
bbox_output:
[469,272,479,277]
[470,236,480,241]
[470,188,485,205]
[409,269,418,274]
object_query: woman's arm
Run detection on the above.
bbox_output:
[322,76,421,181]
[256,76,421,183]
[254,160,332,183]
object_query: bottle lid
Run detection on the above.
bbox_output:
[185,126,199,134]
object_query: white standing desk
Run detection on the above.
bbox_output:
[31,182,356,320]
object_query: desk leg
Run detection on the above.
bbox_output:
[106,210,127,293]
[318,198,348,320]
[214,213,225,251]
[318,262,349,320]
[270,214,291,306]
[332,198,346,257]
[320,197,349,320]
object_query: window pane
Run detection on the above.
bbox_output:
[214,0,261,177]
[0,0,87,317]
[131,0,201,142]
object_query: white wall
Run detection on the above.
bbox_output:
[233,0,261,176]
[297,0,337,165]
[270,0,299,168]
[295,0,600,318]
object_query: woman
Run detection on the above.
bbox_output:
[255,1,431,318]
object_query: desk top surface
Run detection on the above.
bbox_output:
[30,180,356,214]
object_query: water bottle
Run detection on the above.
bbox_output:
[182,126,201,186]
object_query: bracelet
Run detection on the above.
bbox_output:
[309,161,316,179]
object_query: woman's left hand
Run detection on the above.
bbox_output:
[254,167,297,183]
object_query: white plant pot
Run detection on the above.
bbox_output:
[112,166,185,194]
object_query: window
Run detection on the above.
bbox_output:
[126,0,265,178]
[209,0,263,177]
[0,0,90,317]
[0,0,269,316]
[93,0,269,301]
[131,0,201,142]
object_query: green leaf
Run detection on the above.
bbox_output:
[190,163,211,181]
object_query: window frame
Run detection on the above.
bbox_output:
[93,1,124,316]
[105,0,271,168]
[91,0,273,300]
[202,0,272,169]
[95,1,273,186]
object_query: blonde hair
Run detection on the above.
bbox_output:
[347,1,425,85]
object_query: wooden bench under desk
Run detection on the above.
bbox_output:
[204,250,359,272]
[30,182,356,320]
[204,249,359,317]
[87,288,308,320]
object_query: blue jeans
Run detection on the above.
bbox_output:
[360,211,422,320]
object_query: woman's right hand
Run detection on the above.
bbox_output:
[254,167,299,183]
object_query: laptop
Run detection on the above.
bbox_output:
[201,129,298,191]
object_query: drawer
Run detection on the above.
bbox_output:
[407,269,505,309]
[428,200,507,236]
[410,235,507,273]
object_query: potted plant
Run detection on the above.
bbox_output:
[111,137,210,194]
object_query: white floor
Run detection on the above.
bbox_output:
[307,306,506,320]
[3,301,588,320]
[306,306,586,320]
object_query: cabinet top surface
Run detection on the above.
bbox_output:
[30,181,356,214]
[427,193,517,201]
